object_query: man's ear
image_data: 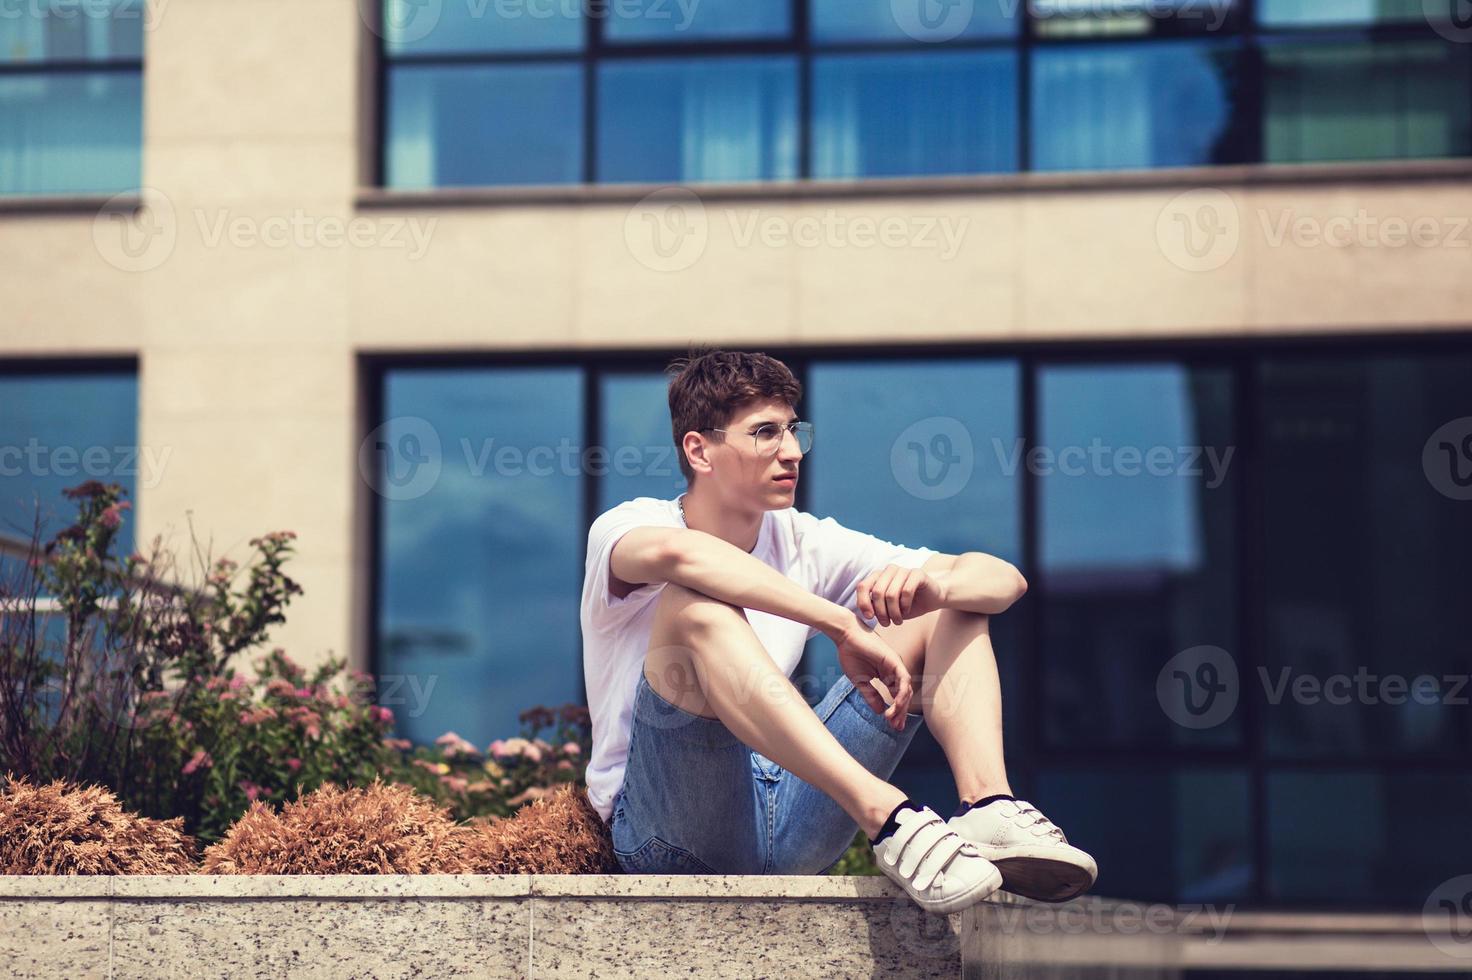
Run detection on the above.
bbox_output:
[682,431,713,476]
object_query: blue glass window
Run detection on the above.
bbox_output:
[382,0,582,54]
[385,64,584,188]
[1038,364,1240,750]
[0,369,139,553]
[1258,0,1432,26]
[1031,41,1240,171]
[1039,767,1254,902]
[374,368,585,746]
[598,373,686,509]
[607,0,791,42]
[0,0,143,195]
[806,360,1022,813]
[812,50,1019,178]
[811,0,1019,42]
[1263,40,1472,164]
[597,57,798,183]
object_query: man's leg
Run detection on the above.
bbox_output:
[644,582,907,838]
[874,609,1012,803]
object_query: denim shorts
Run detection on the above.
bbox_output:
[608,671,925,876]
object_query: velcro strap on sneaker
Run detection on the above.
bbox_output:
[896,818,953,881]
[912,834,968,892]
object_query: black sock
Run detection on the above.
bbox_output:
[869,798,922,847]
[952,793,1015,819]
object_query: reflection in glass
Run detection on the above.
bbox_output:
[0,371,138,553]
[1039,365,1239,750]
[0,0,144,62]
[385,64,584,188]
[1039,767,1253,902]
[382,0,582,55]
[597,57,798,183]
[599,373,686,509]
[0,73,142,194]
[1257,0,1434,26]
[807,360,1023,814]
[1268,771,1472,904]
[811,0,1019,41]
[376,368,585,748]
[1257,354,1472,760]
[813,51,1019,178]
[1032,41,1240,171]
[607,0,790,42]
[1263,41,1472,163]
[1031,0,1241,37]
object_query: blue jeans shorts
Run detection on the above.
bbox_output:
[608,671,925,875]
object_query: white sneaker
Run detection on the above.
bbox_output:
[872,805,1003,915]
[949,798,1097,903]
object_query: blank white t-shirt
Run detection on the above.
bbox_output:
[578,492,936,822]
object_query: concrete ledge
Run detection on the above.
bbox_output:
[0,876,1464,978]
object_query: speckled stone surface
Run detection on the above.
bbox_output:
[530,896,962,978]
[0,896,111,980]
[0,876,1105,979]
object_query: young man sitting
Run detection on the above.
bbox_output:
[578,348,1097,914]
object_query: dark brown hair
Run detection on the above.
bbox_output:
[666,346,802,484]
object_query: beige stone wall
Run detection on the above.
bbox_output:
[0,0,1468,669]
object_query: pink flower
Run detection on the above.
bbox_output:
[370,705,394,724]
[382,737,413,751]
[238,780,263,802]
[305,724,321,741]
[487,739,506,756]
[557,760,573,771]
[181,748,212,775]
[440,775,469,794]
[434,732,479,759]
[286,758,302,772]
[561,742,581,756]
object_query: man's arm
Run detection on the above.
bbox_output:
[920,551,1029,615]
[610,526,857,639]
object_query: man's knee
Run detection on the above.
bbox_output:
[655,582,746,642]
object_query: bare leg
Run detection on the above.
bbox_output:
[876,609,1012,803]
[644,583,906,838]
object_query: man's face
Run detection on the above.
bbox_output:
[702,397,804,509]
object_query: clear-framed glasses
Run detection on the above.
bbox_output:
[703,421,814,457]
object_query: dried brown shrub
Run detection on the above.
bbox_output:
[201,778,471,874]
[0,772,197,874]
[457,783,618,874]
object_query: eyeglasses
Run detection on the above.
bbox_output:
[702,421,814,458]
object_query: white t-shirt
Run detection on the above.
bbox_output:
[578,492,936,823]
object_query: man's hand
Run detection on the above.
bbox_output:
[832,618,913,731]
[856,564,948,628]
